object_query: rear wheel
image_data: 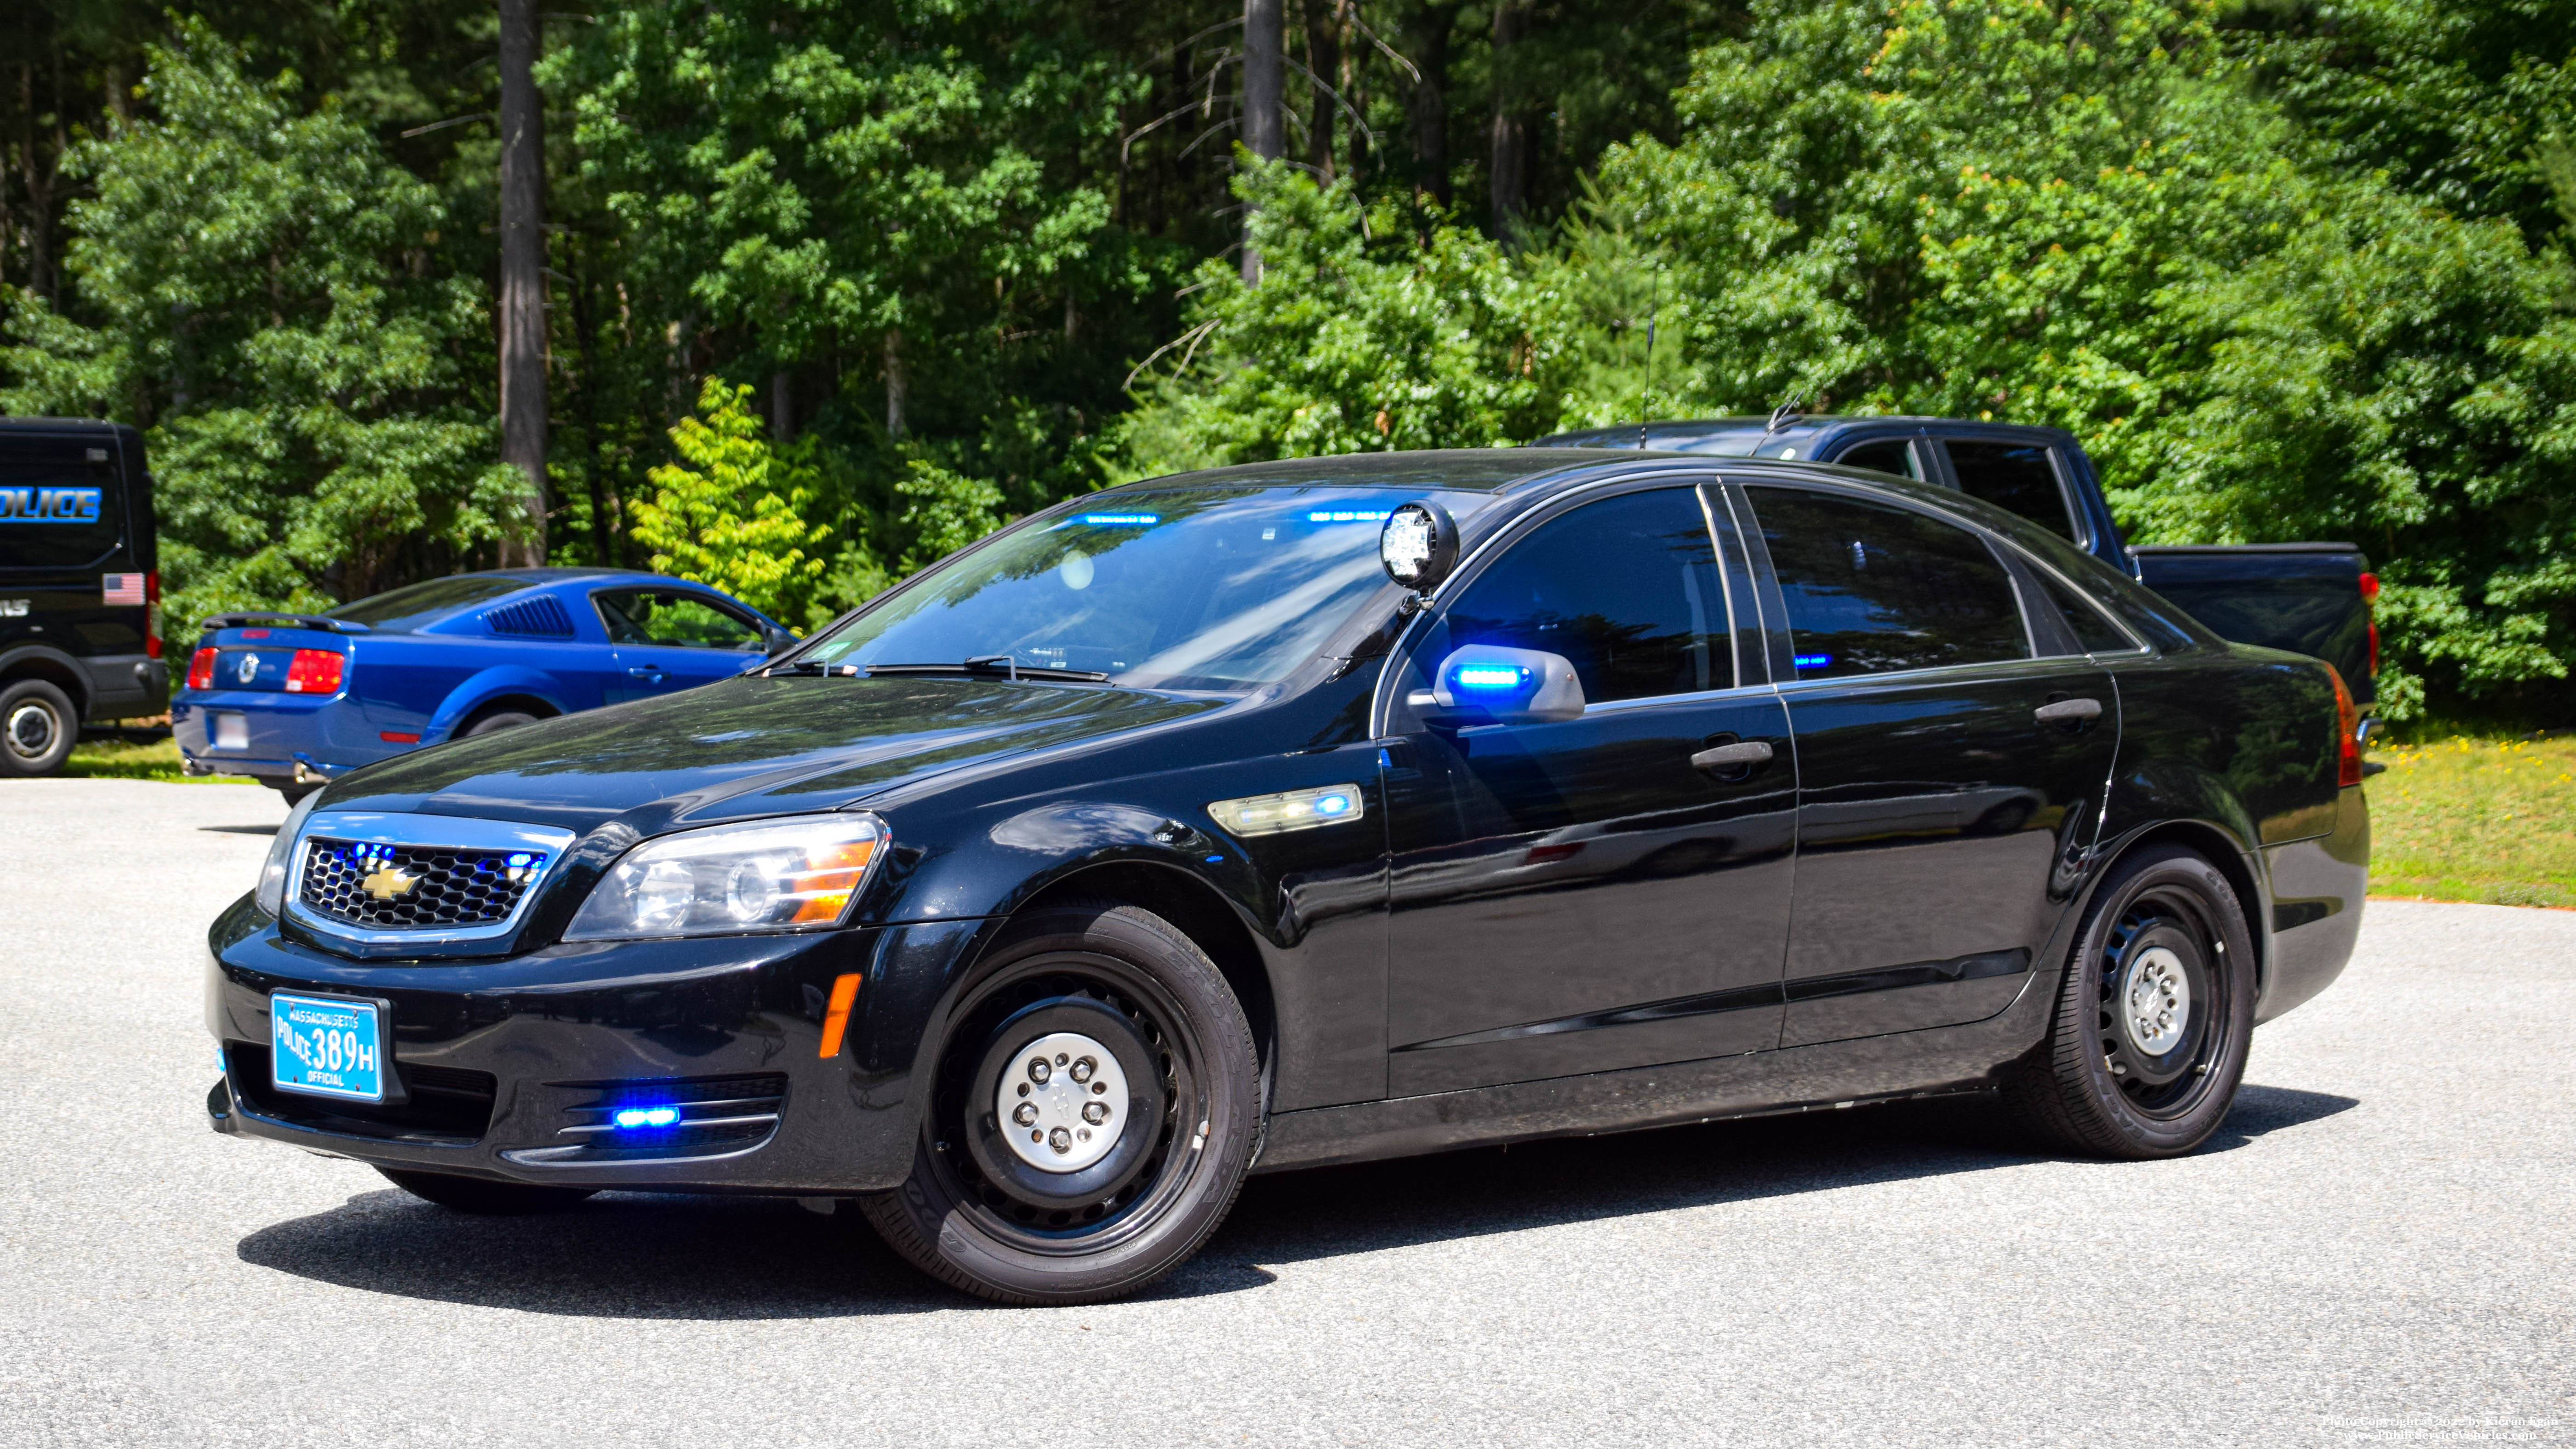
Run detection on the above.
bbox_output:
[0,679,77,777]
[2007,844,2256,1158]
[463,708,542,736]
[273,781,319,806]
[859,902,1262,1306]
[377,1167,596,1215]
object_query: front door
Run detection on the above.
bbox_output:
[1737,482,2117,1048]
[1381,483,1796,1096]
[594,588,771,702]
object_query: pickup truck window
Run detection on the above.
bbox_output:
[1442,487,1731,702]
[1748,487,2028,680]
[1834,438,1926,481]
[1940,439,2078,543]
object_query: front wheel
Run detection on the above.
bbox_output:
[859,902,1262,1306]
[0,679,78,777]
[2006,844,2256,1158]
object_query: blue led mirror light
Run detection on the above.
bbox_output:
[1449,663,1533,693]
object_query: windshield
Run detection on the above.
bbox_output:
[329,575,530,629]
[801,485,1481,690]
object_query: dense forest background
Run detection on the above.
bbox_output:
[4,0,2574,720]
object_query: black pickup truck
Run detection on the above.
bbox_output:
[0,417,168,775]
[1537,416,2377,707]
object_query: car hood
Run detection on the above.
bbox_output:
[318,674,1233,836]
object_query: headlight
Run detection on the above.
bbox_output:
[255,791,323,916]
[563,815,888,941]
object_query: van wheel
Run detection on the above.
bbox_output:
[859,902,1262,1306]
[2006,844,2256,1158]
[0,679,78,777]
[377,1167,596,1215]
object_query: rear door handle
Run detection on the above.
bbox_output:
[1691,741,1774,772]
[2035,697,2103,725]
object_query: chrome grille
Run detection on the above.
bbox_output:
[298,837,550,930]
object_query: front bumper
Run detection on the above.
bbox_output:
[203,895,989,1193]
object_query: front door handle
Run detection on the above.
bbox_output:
[626,666,666,680]
[1691,740,1774,773]
[2035,697,2103,726]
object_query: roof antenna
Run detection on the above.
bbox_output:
[1638,268,1661,448]
[1754,384,1811,455]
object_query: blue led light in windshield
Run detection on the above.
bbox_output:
[1452,665,1530,691]
[1793,653,1833,670]
[1308,510,1393,523]
[1080,513,1159,525]
[613,1106,681,1130]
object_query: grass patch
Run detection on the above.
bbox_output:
[2367,735,2576,909]
[62,734,258,785]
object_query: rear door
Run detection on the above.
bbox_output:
[1736,481,2117,1047]
[1379,481,1796,1095]
[592,587,771,700]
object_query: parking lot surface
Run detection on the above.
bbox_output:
[1,778,2570,1447]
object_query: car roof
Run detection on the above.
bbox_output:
[1534,416,2082,454]
[1101,448,1653,497]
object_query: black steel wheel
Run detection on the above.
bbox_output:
[377,1167,597,1215]
[2007,844,2256,1158]
[859,901,1261,1306]
[0,679,77,777]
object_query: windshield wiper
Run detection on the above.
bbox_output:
[760,660,861,677]
[863,655,1110,683]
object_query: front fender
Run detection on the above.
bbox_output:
[425,666,575,741]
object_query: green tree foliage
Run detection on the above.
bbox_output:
[629,380,828,622]
[0,22,522,631]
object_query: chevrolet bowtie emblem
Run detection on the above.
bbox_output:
[361,865,421,900]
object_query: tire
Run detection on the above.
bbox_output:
[859,901,1262,1306]
[377,1167,597,1215]
[0,679,78,777]
[463,709,542,736]
[2006,844,2257,1158]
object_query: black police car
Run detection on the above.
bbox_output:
[1,418,167,773]
[205,450,2368,1305]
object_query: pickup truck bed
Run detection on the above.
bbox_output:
[1535,416,2377,706]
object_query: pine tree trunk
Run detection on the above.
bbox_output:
[497,0,550,565]
[884,329,908,441]
[1241,0,1285,284]
[1306,0,1342,179]
[1489,0,1528,238]
[1409,6,1458,209]
[771,370,794,441]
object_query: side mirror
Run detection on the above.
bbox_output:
[1379,501,1460,597]
[761,623,800,657]
[1408,646,1586,726]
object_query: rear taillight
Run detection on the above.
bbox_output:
[284,648,345,694]
[186,646,216,691]
[2329,665,2363,788]
[2359,570,2380,677]
[144,571,162,659]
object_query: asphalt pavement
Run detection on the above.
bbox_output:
[0,778,2569,1447]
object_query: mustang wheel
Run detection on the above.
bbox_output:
[2008,844,2256,1158]
[859,901,1262,1306]
[377,1167,597,1214]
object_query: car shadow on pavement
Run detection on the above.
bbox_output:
[234,1084,2353,1316]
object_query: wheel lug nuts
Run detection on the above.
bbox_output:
[1012,1103,1038,1127]
[1048,1127,1072,1153]
[1072,1057,1095,1084]
[1027,1059,1050,1084]
[1082,1101,1109,1124]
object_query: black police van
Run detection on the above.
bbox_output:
[0,418,167,775]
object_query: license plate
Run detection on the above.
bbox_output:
[270,992,386,1102]
[213,713,248,749]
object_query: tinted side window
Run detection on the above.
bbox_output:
[1442,488,1729,704]
[0,435,124,570]
[597,589,766,650]
[2032,569,2136,654]
[1835,438,1925,480]
[1748,487,2028,679]
[1942,439,2075,541]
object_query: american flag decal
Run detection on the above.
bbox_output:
[102,573,146,605]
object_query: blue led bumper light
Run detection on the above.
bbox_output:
[613,1106,681,1130]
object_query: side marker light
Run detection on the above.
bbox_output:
[817,972,863,1059]
[1206,784,1366,836]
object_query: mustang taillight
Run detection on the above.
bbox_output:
[2359,570,2380,677]
[186,646,217,690]
[284,648,345,695]
[2329,665,2363,788]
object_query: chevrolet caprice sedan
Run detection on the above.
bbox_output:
[204,450,2368,1305]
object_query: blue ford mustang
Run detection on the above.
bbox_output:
[175,568,794,801]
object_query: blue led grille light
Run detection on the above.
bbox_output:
[613,1106,681,1130]
[1080,513,1159,525]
